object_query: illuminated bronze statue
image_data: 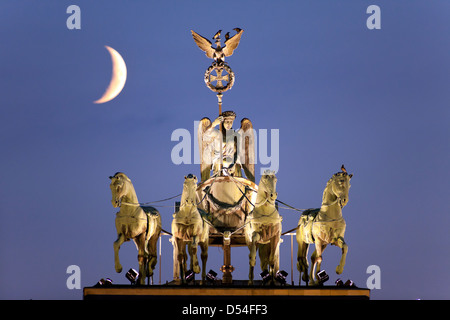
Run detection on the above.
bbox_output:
[171,174,210,284]
[244,171,282,285]
[191,28,243,65]
[109,172,162,285]
[198,111,255,182]
[296,165,353,286]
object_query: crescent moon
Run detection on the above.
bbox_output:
[94,46,127,104]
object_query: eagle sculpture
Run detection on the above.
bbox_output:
[191,28,244,65]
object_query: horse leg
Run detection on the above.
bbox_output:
[309,248,316,285]
[190,236,200,274]
[134,234,147,285]
[335,237,348,275]
[258,243,271,285]
[172,237,180,282]
[183,245,188,275]
[258,244,269,275]
[268,236,280,284]
[310,242,327,286]
[248,247,255,286]
[175,238,186,284]
[248,232,260,285]
[199,241,208,284]
[296,239,309,286]
[146,233,159,283]
[113,233,125,273]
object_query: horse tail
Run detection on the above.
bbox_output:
[144,213,150,256]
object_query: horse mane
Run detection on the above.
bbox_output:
[180,176,197,208]
[254,171,277,207]
[321,177,334,204]
[112,172,137,202]
[262,169,275,176]
[113,172,131,181]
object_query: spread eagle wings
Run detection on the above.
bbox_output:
[191,29,244,58]
[191,30,215,59]
[222,29,244,57]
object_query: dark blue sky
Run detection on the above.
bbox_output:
[0,1,449,299]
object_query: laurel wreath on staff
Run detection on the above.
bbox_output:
[204,62,235,93]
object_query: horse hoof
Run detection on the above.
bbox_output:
[248,280,253,286]
[193,265,200,274]
[336,265,344,274]
[309,280,319,286]
[115,265,123,273]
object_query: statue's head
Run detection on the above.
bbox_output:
[222,110,236,130]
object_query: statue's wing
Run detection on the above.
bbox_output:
[191,30,215,59]
[198,117,213,181]
[222,29,244,57]
[238,118,255,182]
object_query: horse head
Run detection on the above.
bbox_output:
[109,172,131,208]
[257,170,278,205]
[329,165,353,208]
[181,174,198,206]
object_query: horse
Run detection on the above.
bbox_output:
[109,172,162,285]
[296,165,353,286]
[244,170,282,285]
[172,174,210,284]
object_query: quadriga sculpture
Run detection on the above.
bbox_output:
[172,174,210,284]
[296,165,353,286]
[244,171,282,285]
[109,172,162,285]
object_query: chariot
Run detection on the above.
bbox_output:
[107,28,354,288]
[196,175,258,283]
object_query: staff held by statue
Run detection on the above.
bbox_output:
[191,28,244,177]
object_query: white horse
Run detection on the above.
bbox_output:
[109,172,162,285]
[296,165,353,285]
[244,171,282,285]
[172,174,210,284]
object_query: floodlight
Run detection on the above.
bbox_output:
[96,278,113,287]
[316,270,329,285]
[126,268,139,285]
[185,269,195,283]
[344,279,356,287]
[206,270,218,284]
[260,270,271,284]
[275,270,288,285]
[335,278,344,286]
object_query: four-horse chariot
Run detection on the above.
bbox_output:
[106,27,356,288]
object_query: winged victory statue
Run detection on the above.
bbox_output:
[198,111,255,182]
